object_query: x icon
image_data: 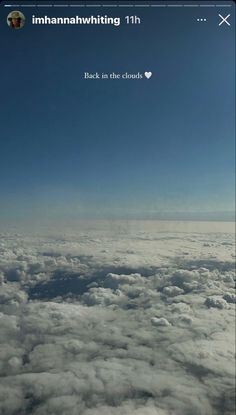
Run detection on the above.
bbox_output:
[218,14,231,26]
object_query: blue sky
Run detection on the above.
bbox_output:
[0,3,235,222]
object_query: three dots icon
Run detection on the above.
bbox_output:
[197,18,207,22]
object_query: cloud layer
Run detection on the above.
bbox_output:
[0,221,235,414]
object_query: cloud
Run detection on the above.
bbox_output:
[162,286,184,297]
[151,317,171,327]
[223,292,236,304]
[204,297,229,309]
[0,223,235,414]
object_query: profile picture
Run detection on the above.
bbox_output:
[7,10,25,29]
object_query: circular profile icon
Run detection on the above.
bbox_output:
[7,10,25,29]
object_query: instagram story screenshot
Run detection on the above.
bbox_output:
[0,1,235,415]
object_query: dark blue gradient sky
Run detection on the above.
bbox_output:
[0,1,235,222]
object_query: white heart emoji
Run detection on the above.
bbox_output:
[144,72,152,79]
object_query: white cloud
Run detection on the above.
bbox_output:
[151,317,171,327]
[0,222,235,414]
[162,286,184,296]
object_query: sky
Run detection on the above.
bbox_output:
[0,1,235,223]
